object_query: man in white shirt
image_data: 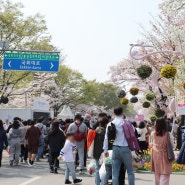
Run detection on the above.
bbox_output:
[103,106,135,185]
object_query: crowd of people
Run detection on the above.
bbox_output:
[0,106,185,185]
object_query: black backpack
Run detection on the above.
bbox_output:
[108,123,116,150]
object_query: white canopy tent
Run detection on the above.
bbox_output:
[57,105,74,120]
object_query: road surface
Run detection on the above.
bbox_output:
[0,151,184,185]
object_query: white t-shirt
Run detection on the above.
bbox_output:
[136,127,148,141]
[60,139,77,162]
[103,117,128,153]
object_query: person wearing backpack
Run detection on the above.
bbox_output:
[67,114,87,174]
[103,106,135,185]
[35,116,47,161]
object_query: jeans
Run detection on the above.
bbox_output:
[76,140,84,169]
[119,164,126,185]
[102,164,125,185]
[112,146,135,185]
[65,162,76,181]
[95,159,101,185]
[36,138,44,160]
[102,165,112,185]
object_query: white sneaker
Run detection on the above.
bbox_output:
[79,170,85,175]
[28,161,32,166]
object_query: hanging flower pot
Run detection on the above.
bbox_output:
[155,109,165,118]
[129,87,139,96]
[160,65,177,79]
[146,93,155,101]
[143,101,150,108]
[130,97,138,103]
[0,96,9,104]
[150,116,157,122]
[118,90,126,98]
[120,98,129,105]
[137,65,152,79]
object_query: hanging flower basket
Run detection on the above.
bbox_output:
[150,116,157,123]
[130,87,139,96]
[137,65,152,80]
[120,98,129,105]
[130,97,138,103]
[143,102,150,108]
[146,93,155,101]
[0,96,9,104]
[155,109,165,118]
[118,90,126,98]
[160,65,177,79]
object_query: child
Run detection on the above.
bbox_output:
[58,132,82,184]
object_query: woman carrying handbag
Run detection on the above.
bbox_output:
[151,118,175,185]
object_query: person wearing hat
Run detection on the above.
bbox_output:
[58,131,82,184]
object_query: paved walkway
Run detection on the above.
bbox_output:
[0,151,184,185]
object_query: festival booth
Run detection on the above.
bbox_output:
[57,105,74,120]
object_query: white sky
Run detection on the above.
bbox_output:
[12,0,161,82]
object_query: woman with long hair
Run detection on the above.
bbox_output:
[45,121,66,174]
[0,120,8,167]
[151,118,174,185]
[136,121,148,152]
[8,120,21,166]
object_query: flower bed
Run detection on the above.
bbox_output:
[136,149,185,173]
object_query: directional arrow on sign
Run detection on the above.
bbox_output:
[50,62,54,69]
[8,61,11,67]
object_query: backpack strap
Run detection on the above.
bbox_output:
[75,123,81,132]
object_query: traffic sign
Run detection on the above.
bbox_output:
[3,52,60,72]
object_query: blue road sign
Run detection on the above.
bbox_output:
[3,52,60,72]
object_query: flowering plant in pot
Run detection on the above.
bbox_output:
[150,116,157,122]
[130,87,139,96]
[155,109,165,118]
[120,98,129,105]
[146,93,155,101]
[137,65,152,79]
[160,65,177,79]
[130,97,138,103]
[143,102,150,108]
[118,90,126,98]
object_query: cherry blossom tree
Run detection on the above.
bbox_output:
[109,0,185,118]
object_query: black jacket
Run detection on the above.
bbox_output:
[45,129,66,152]
[0,129,8,151]
[93,127,106,160]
